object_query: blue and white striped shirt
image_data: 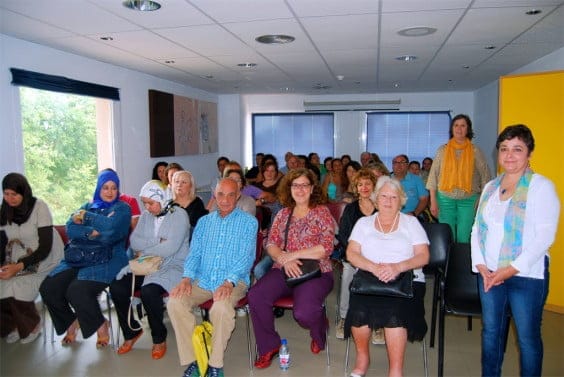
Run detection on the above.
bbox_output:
[183,208,258,291]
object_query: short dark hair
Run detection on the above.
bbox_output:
[449,114,474,140]
[217,156,229,167]
[496,124,535,154]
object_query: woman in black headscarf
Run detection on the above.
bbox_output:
[0,173,64,344]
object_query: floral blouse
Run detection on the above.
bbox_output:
[267,205,335,273]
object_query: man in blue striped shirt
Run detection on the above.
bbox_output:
[167,178,258,377]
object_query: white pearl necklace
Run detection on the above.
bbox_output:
[376,212,399,236]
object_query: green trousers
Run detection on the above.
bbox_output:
[437,192,478,243]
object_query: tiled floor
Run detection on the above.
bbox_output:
[1,276,563,377]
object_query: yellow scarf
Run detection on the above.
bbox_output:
[438,138,474,193]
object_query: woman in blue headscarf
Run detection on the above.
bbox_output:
[40,170,131,349]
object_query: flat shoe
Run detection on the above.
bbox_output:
[117,330,143,355]
[151,342,166,359]
[20,324,42,344]
[254,347,279,369]
[5,330,20,344]
[310,339,324,354]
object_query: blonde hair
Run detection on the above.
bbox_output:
[172,170,196,201]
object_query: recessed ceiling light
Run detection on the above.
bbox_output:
[484,45,496,50]
[237,63,257,68]
[397,27,437,37]
[393,83,400,88]
[336,75,344,81]
[255,35,295,44]
[165,60,175,64]
[525,9,542,15]
[201,75,214,80]
[100,36,114,41]
[123,0,161,11]
[395,55,418,61]
[462,65,470,69]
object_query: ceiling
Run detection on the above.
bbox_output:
[1,0,563,95]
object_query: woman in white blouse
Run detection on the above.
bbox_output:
[471,124,560,376]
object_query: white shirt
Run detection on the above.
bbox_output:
[349,213,429,282]
[471,174,560,279]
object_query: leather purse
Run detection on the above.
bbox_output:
[349,269,413,298]
[64,239,112,268]
[284,259,321,287]
[280,208,321,287]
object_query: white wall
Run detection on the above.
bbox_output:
[0,34,219,195]
[473,45,564,172]
[240,91,475,168]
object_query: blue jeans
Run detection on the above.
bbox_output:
[478,258,549,377]
[253,255,273,281]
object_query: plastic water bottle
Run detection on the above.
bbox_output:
[279,338,290,370]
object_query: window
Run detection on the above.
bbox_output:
[366,112,450,168]
[19,88,114,224]
[252,113,334,164]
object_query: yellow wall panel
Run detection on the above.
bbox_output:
[499,70,564,312]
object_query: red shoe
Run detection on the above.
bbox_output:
[254,347,279,369]
[310,339,324,354]
[151,342,166,360]
[117,330,143,355]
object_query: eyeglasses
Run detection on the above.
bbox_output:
[291,183,312,190]
[392,161,408,165]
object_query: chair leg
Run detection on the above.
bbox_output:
[244,306,253,370]
[104,290,116,350]
[438,303,445,377]
[334,263,342,325]
[467,316,472,331]
[344,336,350,375]
[422,337,429,377]
[429,275,439,348]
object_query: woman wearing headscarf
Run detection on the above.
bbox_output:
[1,173,64,344]
[110,180,190,359]
[40,170,131,348]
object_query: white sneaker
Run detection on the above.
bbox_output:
[371,328,385,345]
[236,306,247,317]
[20,327,41,344]
[5,330,20,344]
[335,318,345,339]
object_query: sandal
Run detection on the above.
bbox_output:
[61,321,80,346]
[96,321,110,349]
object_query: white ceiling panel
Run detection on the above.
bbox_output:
[301,14,380,50]
[0,0,562,94]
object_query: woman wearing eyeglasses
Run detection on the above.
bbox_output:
[249,168,335,369]
[426,114,491,242]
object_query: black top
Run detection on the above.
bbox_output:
[336,200,377,249]
[181,197,208,240]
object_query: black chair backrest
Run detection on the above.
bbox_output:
[422,222,452,273]
[444,243,482,316]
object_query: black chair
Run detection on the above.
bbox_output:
[421,223,453,348]
[437,243,482,377]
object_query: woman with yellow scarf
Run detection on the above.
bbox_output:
[426,114,491,242]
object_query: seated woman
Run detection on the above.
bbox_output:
[0,173,64,344]
[110,180,190,359]
[249,168,335,369]
[345,176,429,377]
[170,170,208,240]
[151,161,168,189]
[39,170,131,348]
[334,169,378,341]
[322,158,344,202]
[341,160,362,203]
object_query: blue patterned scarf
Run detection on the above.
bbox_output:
[476,168,533,268]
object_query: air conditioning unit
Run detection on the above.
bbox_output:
[303,99,401,112]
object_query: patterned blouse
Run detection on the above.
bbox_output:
[267,205,335,273]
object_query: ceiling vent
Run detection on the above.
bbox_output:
[303,99,401,112]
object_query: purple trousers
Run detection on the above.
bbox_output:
[248,268,333,356]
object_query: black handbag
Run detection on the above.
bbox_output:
[284,259,321,287]
[64,239,112,268]
[349,269,413,298]
[281,208,321,287]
